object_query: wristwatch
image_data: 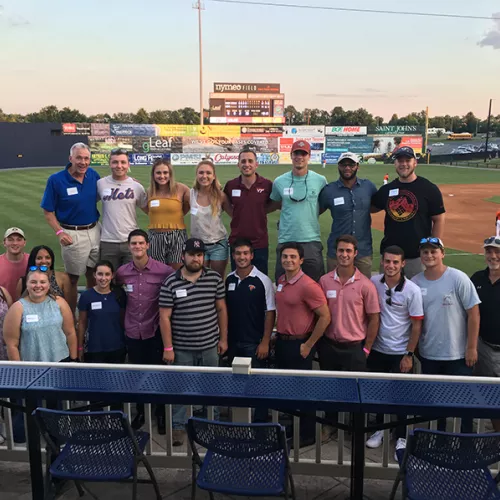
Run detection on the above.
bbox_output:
[404,351,414,358]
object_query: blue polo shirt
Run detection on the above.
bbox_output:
[41,164,100,225]
[319,177,377,258]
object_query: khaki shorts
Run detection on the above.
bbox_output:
[61,223,101,276]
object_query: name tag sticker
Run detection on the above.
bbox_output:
[125,284,133,293]
[420,288,427,296]
[228,283,236,291]
[333,197,345,206]
[277,284,283,292]
[190,208,198,215]
[102,188,112,197]
[326,290,337,299]
[66,187,78,196]
[150,200,160,208]
[176,289,187,298]
[283,187,293,196]
[91,302,102,310]
[232,189,241,197]
[26,314,39,323]
[389,188,399,197]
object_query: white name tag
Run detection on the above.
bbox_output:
[66,187,78,196]
[150,200,160,207]
[389,188,399,197]
[228,283,236,291]
[26,314,39,323]
[102,188,112,197]
[334,197,345,206]
[283,187,293,196]
[125,284,133,293]
[277,284,283,292]
[190,208,198,215]
[232,189,241,197]
[326,290,337,299]
[176,289,187,298]
[91,302,102,310]
[420,288,427,296]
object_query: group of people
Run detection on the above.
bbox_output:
[0,140,498,459]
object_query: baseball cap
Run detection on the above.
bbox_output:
[291,140,311,154]
[3,227,25,239]
[183,238,206,253]
[419,237,444,249]
[393,147,416,159]
[338,152,360,164]
[484,236,500,249]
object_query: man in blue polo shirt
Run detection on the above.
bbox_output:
[41,142,100,301]
[319,152,377,278]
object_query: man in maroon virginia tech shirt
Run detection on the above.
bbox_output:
[224,149,273,275]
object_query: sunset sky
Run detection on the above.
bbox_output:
[1,0,499,120]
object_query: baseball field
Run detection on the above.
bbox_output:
[1,163,499,278]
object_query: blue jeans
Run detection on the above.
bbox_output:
[172,347,220,429]
[230,247,269,276]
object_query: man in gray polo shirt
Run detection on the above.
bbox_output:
[159,237,228,446]
[319,152,377,278]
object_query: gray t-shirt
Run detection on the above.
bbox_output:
[412,267,480,361]
[97,176,147,243]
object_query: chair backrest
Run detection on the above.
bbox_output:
[409,429,500,469]
[186,417,287,459]
[33,408,129,448]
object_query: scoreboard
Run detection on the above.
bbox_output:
[225,99,271,117]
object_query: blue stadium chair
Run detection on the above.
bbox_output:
[32,408,161,500]
[186,417,296,499]
[390,428,500,500]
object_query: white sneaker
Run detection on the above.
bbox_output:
[366,430,384,448]
[394,438,407,461]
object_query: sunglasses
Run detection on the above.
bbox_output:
[110,148,129,155]
[419,237,442,246]
[484,237,500,245]
[29,265,49,272]
[385,288,393,306]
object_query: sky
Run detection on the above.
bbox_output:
[1,0,500,120]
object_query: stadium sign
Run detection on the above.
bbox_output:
[62,123,91,135]
[369,125,425,135]
[283,126,325,137]
[325,126,367,136]
[213,82,280,93]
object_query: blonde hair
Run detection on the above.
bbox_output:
[148,159,177,199]
[193,160,223,217]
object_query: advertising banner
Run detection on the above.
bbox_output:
[322,152,343,164]
[283,126,325,137]
[325,136,374,154]
[279,137,325,153]
[155,125,240,137]
[62,123,91,135]
[371,135,423,155]
[240,126,283,136]
[90,123,110,136]
[90,153,110,166]
[368,125,425,135]
[181,136,278,153]
[171,153,206,166]
[110,124,157,136]
[278,152,322,165]
[213,83,280,93]
[256,153,279,165]
[132,136,183,154]
[325,126,367,136]
[128,153,171,165]
[89,136,133,153]
[211,152,240,165]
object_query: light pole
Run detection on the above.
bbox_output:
[485,99,493,163]
[193,1,204,126]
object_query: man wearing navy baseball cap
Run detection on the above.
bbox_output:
[371,146,446,278]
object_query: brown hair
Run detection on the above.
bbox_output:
[148,159,177,199]
[335,234,358,251]
[25,269,56,300]
[193,160,223,217]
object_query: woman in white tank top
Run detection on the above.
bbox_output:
[190,160,232,278]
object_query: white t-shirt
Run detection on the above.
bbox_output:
[189,189,227,244]
[370,274,424,355]
[98,176,148,243]
[412,267,481,361]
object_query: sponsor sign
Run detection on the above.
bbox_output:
[128,153,171,165]
[325,136,374,154]
[283,126,325,137]
[278,152,322,165]
[89,136,133,153]
[110,124,157,136]
[155,125,240,137]
[90,123,110,136]
[279,137,325,152]
[325,126,367,136]
[182,136,278,153]
[132,136,183,154]
[213,82,280,93]
[240,126,283,136]
[171,153,206,166]
[211,152,240,164]
[368,125,425,135]
[322,152,343,164]
[62,123,91,135]
[90,153,110,166]
[371,135,423,155]
[209,98,225,117]
[256,153,279,165]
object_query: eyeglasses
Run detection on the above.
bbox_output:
[420,237,441,246]
[385,288,393,306]
[289,172,308,203]
[110,148,129,155]
[29,265,49,272]
[484,237,500,245]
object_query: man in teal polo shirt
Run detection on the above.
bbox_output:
[269,140,327,282]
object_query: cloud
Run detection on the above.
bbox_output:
[478,13,500,49]
[0,5,30,27]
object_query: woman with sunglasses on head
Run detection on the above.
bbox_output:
[16,245,74,311]
[145,159,190,270]
[77,260,127,363]
[190,160,232,278]
[3,267,77,362]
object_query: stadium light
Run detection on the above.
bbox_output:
[193,1,205,126]
[485,99,493,163]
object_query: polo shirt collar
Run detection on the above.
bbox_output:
[65,163,87,182]
[333,268,360,284]
[238,173,262,189]
[335,177,360,188]
[484,267,500,285]
[176,266,208,281]
[234,265,257,281]
[132,257,153,272]
[285,269,304,285]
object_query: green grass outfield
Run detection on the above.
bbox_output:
[1,163,499,278]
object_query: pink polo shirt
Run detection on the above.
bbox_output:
[276,270,327,336]
[319,268,380,343]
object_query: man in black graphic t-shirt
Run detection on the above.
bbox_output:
[371,147,445,278]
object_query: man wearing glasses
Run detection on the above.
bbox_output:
[319,152,377,278]
[471,236,500,431]
[98,148,148,271]
[365,245,423,455]
[412,237,480,432]
[269,140,327,282]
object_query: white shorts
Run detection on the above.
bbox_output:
[61,223,101,276]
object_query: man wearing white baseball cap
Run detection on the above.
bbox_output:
[319,152,377,278]
[0,227,29,299]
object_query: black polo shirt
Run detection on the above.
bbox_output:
[470,268,500,345]
[225,266,275,345]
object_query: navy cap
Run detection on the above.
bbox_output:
[183,238,206,253]
[393,147,416,159]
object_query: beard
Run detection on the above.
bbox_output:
[185,262,203,273]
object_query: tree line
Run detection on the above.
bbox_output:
[1,105,499,136]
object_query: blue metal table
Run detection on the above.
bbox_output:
[0,366,49,398]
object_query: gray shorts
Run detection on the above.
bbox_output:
[475,338,500,377]
[100,241,132,272]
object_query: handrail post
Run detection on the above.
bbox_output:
[231,357,252,423]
